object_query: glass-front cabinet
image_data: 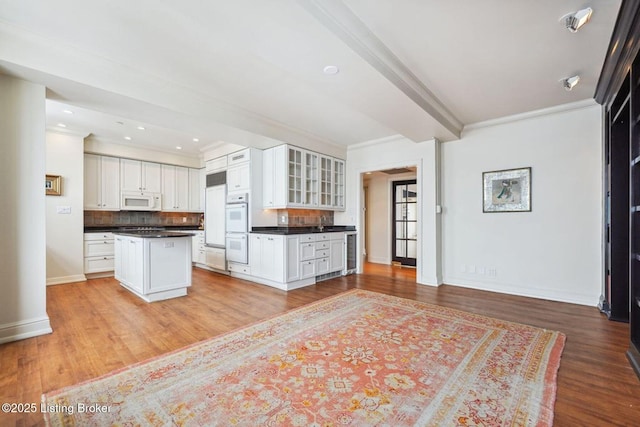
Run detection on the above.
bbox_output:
[288,148,304,205]
[333,159,345,210]
[319,156,333,208]
[304,151,319,206]
[264,144,345,210]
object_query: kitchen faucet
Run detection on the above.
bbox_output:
[319,215,326,232]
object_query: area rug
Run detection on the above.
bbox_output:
[42,289,565,426]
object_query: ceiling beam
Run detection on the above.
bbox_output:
[299,0,463,139]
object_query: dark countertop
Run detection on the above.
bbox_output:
[113,231,194,238]
[85,226,203,233]
[251,226,356,235]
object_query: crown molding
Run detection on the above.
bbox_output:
[462,99,598,132]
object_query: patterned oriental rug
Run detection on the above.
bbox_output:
[43,289,565,426]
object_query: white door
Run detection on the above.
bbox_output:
[205,185,226,246]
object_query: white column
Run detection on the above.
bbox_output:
[0,74,52,343]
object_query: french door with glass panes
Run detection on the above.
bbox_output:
[392,180,417,266]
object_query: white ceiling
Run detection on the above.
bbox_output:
[0,0,621,157]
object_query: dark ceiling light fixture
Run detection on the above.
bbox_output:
[563,7,593,33]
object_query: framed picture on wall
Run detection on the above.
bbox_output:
[45,174,61,196]
[482,167,531,212]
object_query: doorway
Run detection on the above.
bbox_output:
[392,180,417,267]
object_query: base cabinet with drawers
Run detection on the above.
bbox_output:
[84,232,115,276]
[243,232,345,290]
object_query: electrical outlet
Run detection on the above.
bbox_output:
[182,217,187,223]
[56,206,71,214]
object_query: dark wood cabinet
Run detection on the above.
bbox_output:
[595,0,640,379]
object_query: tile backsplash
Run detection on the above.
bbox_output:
[85,210,202,227]
[277,209,334,227]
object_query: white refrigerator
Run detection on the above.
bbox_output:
[205,185,226,247]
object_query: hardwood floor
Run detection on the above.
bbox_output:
[1,263,639,426]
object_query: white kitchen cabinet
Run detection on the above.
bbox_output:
[227,163,250,193]
[300,241,316,261]
[189,168,205,212]
[250,234,285,282]
[121,159,162,193]
[333,159,345,210]
[263,145,345,210]
[205,156,227,173]
[243,231,347,290]
[161,165,189,211]
[304,151,319,206]
[329,233,346,273]
[300,259,316,279]
[115,233,192,302]
[114,235,144,294]
[84,232,115,274]
[263,145,287,208]
[285,235,300,281]
[191,230,206,265]
[84,154,120,210]
[319,155,333,208]
[227,148,251,166]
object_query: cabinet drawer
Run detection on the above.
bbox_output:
[300,242,316,261]
[316,233,330,241]
[84,232,114,241]
[316,249,329,258]
[299,234,316,243]
[329,232,345,241]
[228,263,251,274]
[84,256,114,273]
[316,257,330,275]
[84,240,115,257]
[300,260,316,279]
[315,241,330,250]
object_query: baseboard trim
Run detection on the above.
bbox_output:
[47,274,86,286]
[0,316,52,344]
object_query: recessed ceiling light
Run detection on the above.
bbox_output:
[192,138,199,142]
[323,65,340,75]
[62,109,73,115]
[176,146,183,150]
[57,123,66,128]
[124,136,132,141]
[137,126,146,131]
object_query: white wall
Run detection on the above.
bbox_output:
[46,131,86,285]
[441,102,603,305]
[0,74,52,343]
[341,136,441,285]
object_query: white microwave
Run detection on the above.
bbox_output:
[121,191,161,211]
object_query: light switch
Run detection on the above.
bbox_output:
[56,206,71,214]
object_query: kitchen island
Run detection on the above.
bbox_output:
[113,231,192,302]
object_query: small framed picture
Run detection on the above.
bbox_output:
[46,174,62,196]
[482,167,531,213]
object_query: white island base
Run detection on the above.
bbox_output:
[114,232,192,302]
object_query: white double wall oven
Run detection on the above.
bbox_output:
[225,193,249,264]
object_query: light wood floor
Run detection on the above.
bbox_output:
[1,264,639,426]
